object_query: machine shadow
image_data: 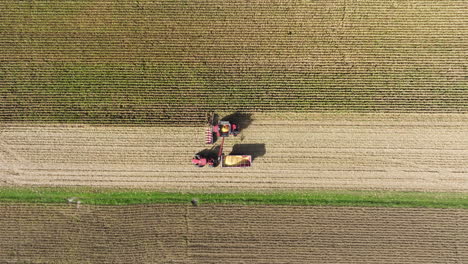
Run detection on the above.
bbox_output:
[196,145,221,161]
[229,144,266,161]
[221,112,253,132]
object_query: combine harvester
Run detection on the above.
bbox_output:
[194,115,251,168]
[205,119,240,144]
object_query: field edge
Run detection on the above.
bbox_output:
[0,187,466,209]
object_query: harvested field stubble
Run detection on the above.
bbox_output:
[1,113,467,192]
[0,203,466,263]
[1,0,467,124]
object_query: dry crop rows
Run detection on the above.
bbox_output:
[1,113,467,192]
[1,0,467,124]
[0,203,466,263]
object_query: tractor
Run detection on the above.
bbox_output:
[191,154,216,167]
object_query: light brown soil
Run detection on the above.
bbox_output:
[0,203,466,263]
[1,113,467,192]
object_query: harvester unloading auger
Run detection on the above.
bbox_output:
[192,114,252,168]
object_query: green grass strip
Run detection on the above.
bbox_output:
[0,187,466,208]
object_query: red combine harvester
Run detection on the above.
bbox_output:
[205,121,240,144]
[192,137,252,168]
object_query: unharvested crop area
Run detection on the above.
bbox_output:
[1,113,467,192]
[0,203,466,263]
[1,0,467,124]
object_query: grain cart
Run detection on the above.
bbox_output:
[220,155,252,168]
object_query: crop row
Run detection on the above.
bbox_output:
[1,0,466,124]
[2,62,466,124]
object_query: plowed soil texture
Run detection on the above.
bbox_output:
[0,203,466,263]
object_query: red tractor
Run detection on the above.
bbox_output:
[191,154,216,167]
[193,138,225,167]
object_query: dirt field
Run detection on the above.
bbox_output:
[1,113,467,192]
[0,203,466,263]
[1,0,467,123]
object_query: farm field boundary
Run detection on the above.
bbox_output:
[0,187,466,208]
